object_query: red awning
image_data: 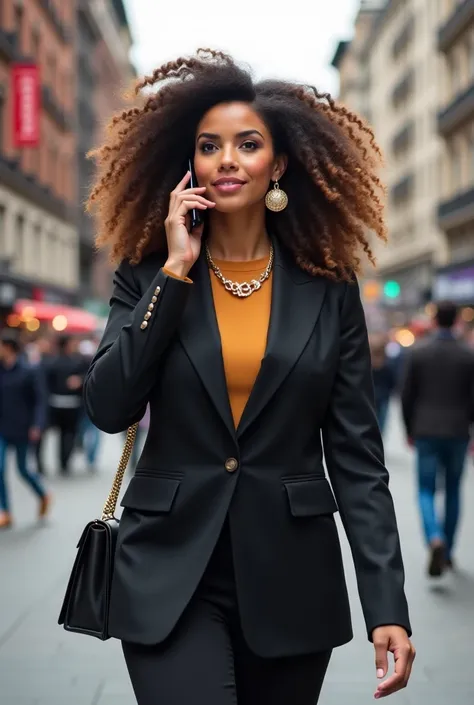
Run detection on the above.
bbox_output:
[13,299,98,333]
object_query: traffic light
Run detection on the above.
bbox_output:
[383,280,401,299]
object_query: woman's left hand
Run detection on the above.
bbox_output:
[372,625,416,699]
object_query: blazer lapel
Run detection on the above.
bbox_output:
[236,241,327,439]
[179,254,236,440]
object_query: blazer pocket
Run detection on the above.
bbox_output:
[282,477,338,518]
[120,475,181,513]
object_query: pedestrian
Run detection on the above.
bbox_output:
[29,334,55,476]
[78,339,102,473]
[84,50,415,704]
[47,335,89,475]
[401,300,474,577]
[0,333,51,529]
[369,333,397,435]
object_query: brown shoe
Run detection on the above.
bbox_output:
[0,512,12,529]
[39,494,52,519]
[428,541,446,577]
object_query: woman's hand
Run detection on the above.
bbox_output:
[373,625,415,699]
[164,171,215,278]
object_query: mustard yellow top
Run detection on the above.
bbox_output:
[209,258,272,427]
[163,260,272,427]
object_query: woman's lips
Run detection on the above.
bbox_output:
[212,181,245,194]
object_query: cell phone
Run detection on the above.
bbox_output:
[188,158,202,229]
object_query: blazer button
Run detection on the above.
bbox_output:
[225,457,238,473]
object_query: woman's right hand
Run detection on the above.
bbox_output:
[164,171,215,278]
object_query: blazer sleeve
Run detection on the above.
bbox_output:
[84,259,192,434]
[322,279,411,640]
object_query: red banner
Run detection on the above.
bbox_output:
[12,63,40,147]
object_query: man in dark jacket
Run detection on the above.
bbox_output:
[0,333,50,529]
[401,301,474,576]
[47,335,89,474]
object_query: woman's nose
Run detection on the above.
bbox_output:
[218,146,239,171]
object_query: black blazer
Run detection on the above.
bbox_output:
[401,332,474,439]
[84,240,411,657]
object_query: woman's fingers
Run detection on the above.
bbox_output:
[172,194,215,217]
[181,200,209,212]
[177,192,215,206]
[173,170,192,193]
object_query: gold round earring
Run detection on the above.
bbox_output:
[265,182,288,212]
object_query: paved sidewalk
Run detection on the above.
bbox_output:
[0,402,473,704]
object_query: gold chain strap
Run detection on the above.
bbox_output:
[101,423,139,521]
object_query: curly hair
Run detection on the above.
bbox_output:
[86,48,386,281]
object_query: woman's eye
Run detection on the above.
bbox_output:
[241,141,258,150]
[200,143,217,153]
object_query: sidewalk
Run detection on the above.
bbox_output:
[0,404,473,704]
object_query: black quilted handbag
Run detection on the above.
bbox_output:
[58,424,138,640]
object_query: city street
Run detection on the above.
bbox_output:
[1,402,473,705]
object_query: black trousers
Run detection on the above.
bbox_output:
[32,437,45,476]
[50,408,81,472]
[122,519,332,705]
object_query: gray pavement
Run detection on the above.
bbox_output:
[0,401,473,704]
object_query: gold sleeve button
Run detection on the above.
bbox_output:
[140,321,148,330]
[154,286,161,295]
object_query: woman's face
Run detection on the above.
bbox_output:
[194,102,286,213]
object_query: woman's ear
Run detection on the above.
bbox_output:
[272,155,288,182]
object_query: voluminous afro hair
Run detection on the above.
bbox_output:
[87,49,386,281]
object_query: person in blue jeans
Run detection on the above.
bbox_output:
[369,333,396,436]
[401,301,474,576]
[0,333,51,529]
[414,437,468,570]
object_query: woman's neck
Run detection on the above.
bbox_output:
[206,208,270,261]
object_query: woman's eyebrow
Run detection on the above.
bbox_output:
[196,129,264,140]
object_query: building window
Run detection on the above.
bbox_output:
[451,141,462,193]
[50,145,58,188]
[16,214,25,268]
[14,3,24,35]
[469,129,474,183]
[31,25,40,58]
[0,205,5,257]
[31,147,40,176]
[0,84,5,152]
[47,54,57,93]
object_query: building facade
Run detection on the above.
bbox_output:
[76,0,100,303]
[0,0,79,315]
[333,0,450,320]
[88,0,134,311]
[369,0,447,316]
[435,0,474,307]
[76,0,134,308]
[331,0,387,330]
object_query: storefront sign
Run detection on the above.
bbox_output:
[12,63,40,148]
[433,265,474,304]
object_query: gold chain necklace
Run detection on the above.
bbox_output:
[205,243,274,298]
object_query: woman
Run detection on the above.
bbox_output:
[369,333,397,435]
[84,50,415,705]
